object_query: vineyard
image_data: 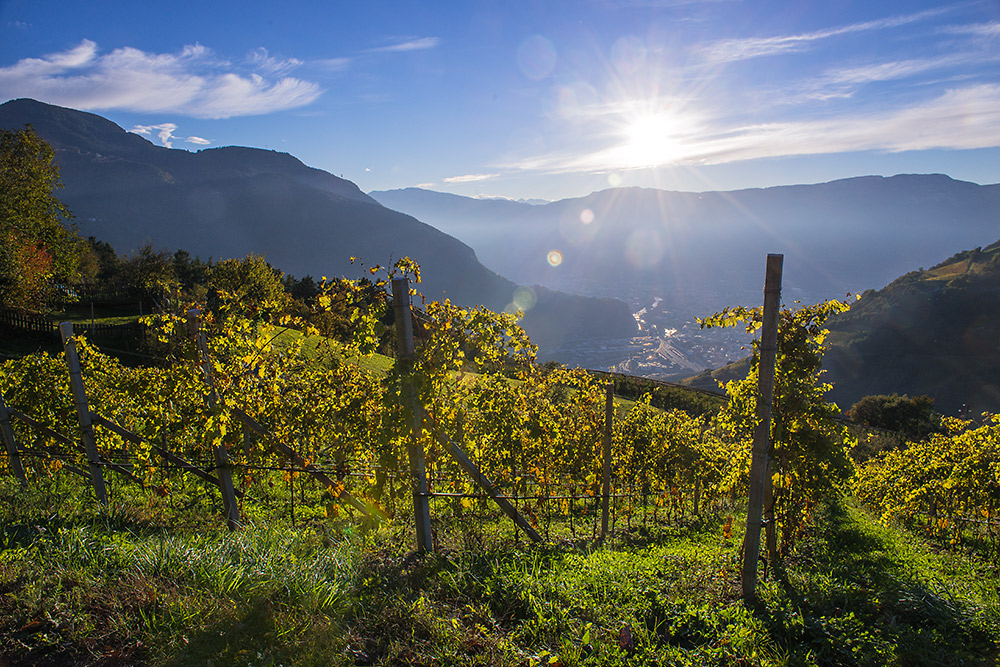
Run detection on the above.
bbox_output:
[0,273,738,547]
[1,263,1000,665]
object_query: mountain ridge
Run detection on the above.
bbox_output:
[0,98,637,349]
[371,178,1000,322]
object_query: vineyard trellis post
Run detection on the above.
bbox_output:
[0,390,28,487]
[436,433,542,542]
[741,253,783,602]
[231,408,374,520]
[59,322,110,506]
[187,309,241,531]
[391,278,434,552]
[601,381,613,541]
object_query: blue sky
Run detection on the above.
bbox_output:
[1,0,999,200]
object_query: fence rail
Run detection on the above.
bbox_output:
[0,309,144,341]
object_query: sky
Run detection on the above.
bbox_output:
[1,0,999,201]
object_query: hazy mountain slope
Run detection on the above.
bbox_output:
[0,98,637,348]
[683,241,1000,416]
[822,242,1000,416]
[372,180,1000,318]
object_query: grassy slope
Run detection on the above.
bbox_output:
[1,479,997,666]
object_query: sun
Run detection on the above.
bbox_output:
[618,112,681,169]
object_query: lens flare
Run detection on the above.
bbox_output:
[517,35,557,80]
[611,35,647,76]
[624,229,663,269]
[580,208,594,224]
[547,249,564,267]
[512,286,537,311]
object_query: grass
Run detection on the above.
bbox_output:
[1,475,998,666]
[266,324,395,376]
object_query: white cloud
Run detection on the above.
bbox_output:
[130,124,212,148]
[314,57,350,71]
[368,37,440,53]
[773,42,1000,105]
[0,40,322,118]
[942,21,1000,38]
[502,84,1000,174]
[697,7,951,63]
[130,122,178,147]
[443,173,498,183]
[247,47,303,75]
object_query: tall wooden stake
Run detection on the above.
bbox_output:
[59,322,109,505]
[601,382,614,541]
[0,390,27,487]
[187,309,241,531]
[741,254,783,602]
[392,278,433,553]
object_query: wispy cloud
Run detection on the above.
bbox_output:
[247,47,302,75]
[697,7,951,63]
[502,84,1000,173]
[367,37,440,53]
[0,40,322,118]
[185,136,211,146]
[942,21,1000,37]
[816,49,1000,94]
[314,57,351,71]
[443,173,498,183]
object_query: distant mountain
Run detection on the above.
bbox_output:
[0,98,637,349]
[372,180,1000,319]
[683,241,1000,416]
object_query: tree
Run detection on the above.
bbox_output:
[208,254,287,319]
[0,125,83,308]
[849,394,942,451]
[701,299,854,566]
[119,244,178,303]
[173,249,210,294]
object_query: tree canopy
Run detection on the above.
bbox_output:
[0,125,83,308]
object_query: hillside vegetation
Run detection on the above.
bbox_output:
[823,241,1000,416]
[3,260,1000,665]
[683,240,1000,417]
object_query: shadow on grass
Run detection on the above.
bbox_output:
[754,501,999,666]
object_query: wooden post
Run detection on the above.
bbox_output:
[392,277,433,553]
[187,309,241,531]
[741,253,783,602]
[439,434,542,543]
[59,322,109,505]
[231,407,375,520]
[601,382,614,541]
[0,390,28,487]
[91,413,241,496]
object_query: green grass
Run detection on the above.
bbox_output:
[266,324,395,375]
[1,477,997,666]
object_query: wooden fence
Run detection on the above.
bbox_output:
[0,309,144,341]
